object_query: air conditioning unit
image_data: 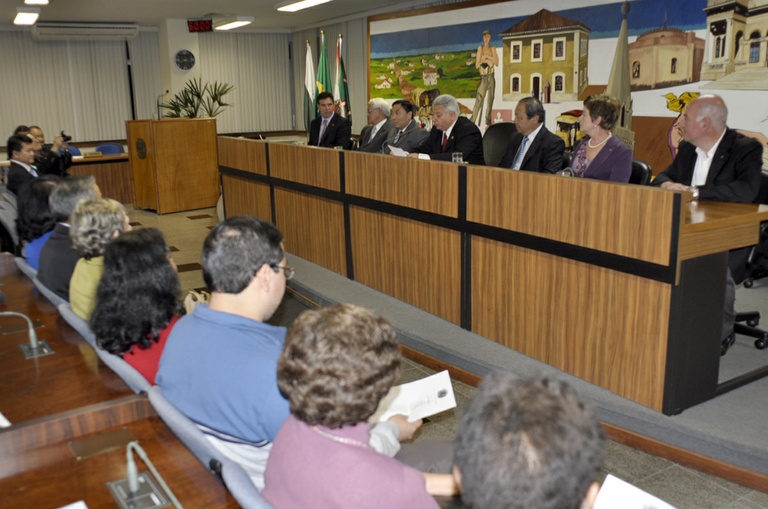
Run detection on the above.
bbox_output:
[31,22,140,41]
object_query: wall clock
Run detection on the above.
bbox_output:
[174,49,196,71]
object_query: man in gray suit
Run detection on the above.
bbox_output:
[382,100,428,155]
[358,98,392,153]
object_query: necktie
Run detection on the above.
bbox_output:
[512,136,529,170]
[319,118,329,143]
[29,165,39,177]
[441,133,448,153]
[368,126,377,143]
[393,130,403,144]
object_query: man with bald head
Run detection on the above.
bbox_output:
[652,94,763,355]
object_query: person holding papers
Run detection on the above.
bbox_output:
[263,304,455,507]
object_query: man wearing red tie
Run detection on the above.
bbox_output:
[408,94,484,165]
[308,92,351,149]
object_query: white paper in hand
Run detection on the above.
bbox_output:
[369,370,456,423]
[387,144,409,157]
[594,475,677,509]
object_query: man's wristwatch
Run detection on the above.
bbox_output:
[691,185,700,200]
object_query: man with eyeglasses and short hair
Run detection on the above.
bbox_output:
[157,216,412,490]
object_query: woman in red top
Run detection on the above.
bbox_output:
[91,228,181,384]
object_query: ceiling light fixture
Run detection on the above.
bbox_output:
[276,0,332,13]
[213,15,255,31]
[14,7,40,25]
[24,0,50,5]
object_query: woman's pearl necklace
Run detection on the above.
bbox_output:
[587,132,612,149]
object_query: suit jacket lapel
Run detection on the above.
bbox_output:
[705,130,734,186]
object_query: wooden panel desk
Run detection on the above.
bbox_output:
[0,255,132,424]
[217,137,768,414]
[69,154,135,205]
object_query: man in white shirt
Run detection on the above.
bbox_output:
[358,98,392,153]
[409,94,485,165]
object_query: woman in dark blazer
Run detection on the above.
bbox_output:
[571,95,632,183]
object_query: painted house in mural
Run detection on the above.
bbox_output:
[629,27,705,90]
[701,0,768,81]
[499,9,590,102]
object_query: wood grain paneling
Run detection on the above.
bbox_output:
[471,236,671,411]
[218,136,267,174]
[269,143,341,191]
[345,151,459,217]
[351,207,461,324]
[466,166,677,265]
[274,188,346,275]
[680,201,768,260]
[126,120,156,209]
[633,116,675,176]
[69,156,135,204]
[222,175,272,221]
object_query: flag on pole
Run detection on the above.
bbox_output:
[333,33,351,125]
[315,30,332,110]
[303,40,316,132]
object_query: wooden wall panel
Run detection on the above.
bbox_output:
[345,152,459,217]
[222,175,272,221]
[350,207,461,325]
[269,143,340,191]
[466,166,677,265]
[274,188,346,275]
[633,116,675,177]
[69,157,135,205]
[471,236,671,411]
[217,136,267,175]
[125,120,156,209]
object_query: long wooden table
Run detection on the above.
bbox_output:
[217,137,768,415]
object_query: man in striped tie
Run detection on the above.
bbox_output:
[382,100,429,155]
[308,92,351,149]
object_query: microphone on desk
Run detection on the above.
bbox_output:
[124,441,184,509]
[156,90,170,119]
[557,167,574,177]
[0,311,39,349]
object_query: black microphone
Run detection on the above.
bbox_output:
[156,90,170,119]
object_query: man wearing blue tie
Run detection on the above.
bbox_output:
[498,97,565,173]
[6,135,39,195]
[308,92,351,149]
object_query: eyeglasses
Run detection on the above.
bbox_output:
[272,265,295,280]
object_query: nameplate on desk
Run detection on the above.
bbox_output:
[83,152,104,158]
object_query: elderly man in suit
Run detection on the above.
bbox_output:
[308,92,351,149]
[382,100,428,155]
[409,94,484,165]
[498,97,565,173]
[652,94,763,355]
[358,98,392,153]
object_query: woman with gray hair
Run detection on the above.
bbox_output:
[69,198,130,319]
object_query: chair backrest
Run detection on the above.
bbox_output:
[95,143,124,155]
[0,203,20,251]
[753,172,768,204]
[630,160,652,185]
[32,276,68,308]
[482,122,517,168]
[562,150,573,170]
[94,346,151,394]
[15,256,37,279]
[220,456,275,509]
[66,146,82,156]
[1,188,17,210]
[57,302,97,347]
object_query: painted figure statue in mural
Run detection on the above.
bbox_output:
[470,29,499,128]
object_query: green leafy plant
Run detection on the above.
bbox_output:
[162,78,234,118]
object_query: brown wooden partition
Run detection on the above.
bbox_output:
[217,136,768,413]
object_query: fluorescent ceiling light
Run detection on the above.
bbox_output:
[24,0,49,5]
[213,15,255,31]
[14,7,40,25]
[276,0,332,13]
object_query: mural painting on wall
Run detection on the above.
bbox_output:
[369,0,768,150]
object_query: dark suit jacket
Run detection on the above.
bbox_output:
[572,135,632,182]
[358,119,392,153]
[7,162,37,195]
[652,129,763,203]
[36,146,72,177]
[382,120,429,155]
[413,116,485,165]
[308,114,352,149]
[37,223,80,300]
[498,126,565,174]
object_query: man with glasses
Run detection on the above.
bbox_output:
[157,216,411,489]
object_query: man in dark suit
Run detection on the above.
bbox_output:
[308,91,351,149]
[498,97,565,173]
[29,126,73,177]
[5,135,39,195]
[409,94,484,165]
[38,175,100,300]
[652,94,763,355]
[358,98,392,153]
[382,100,428,155]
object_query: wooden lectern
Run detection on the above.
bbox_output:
[126,118,219,214]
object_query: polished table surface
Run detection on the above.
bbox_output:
[0,255,132,425]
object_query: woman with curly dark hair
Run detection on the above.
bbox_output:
[15,176,60,270]
[263,304,445,508]
[91,227,181,384]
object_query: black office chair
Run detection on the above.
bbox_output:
[629,160,652,185]
[562,151,573,171]
[482,122,516,168]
